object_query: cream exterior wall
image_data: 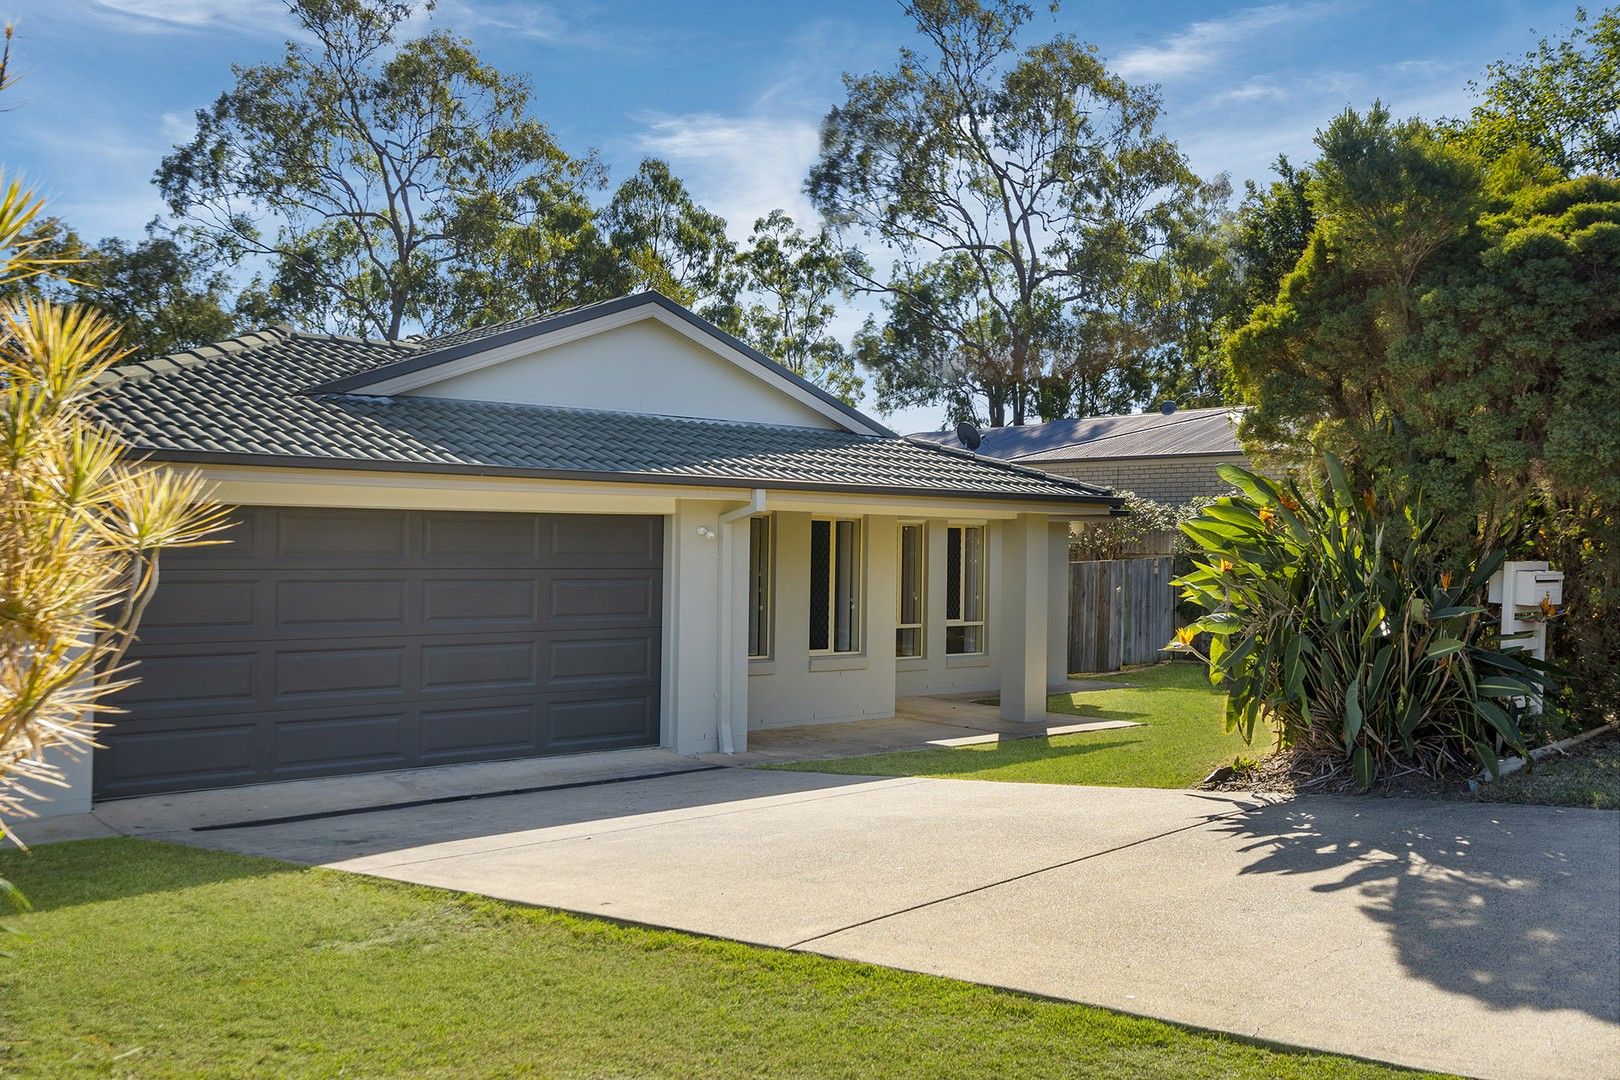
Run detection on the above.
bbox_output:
[1034,453,1248,505]
[402,318,841,430]
[30,462,1095,815]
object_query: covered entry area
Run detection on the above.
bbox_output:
[94,507,663,798]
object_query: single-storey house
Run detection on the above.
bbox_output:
[913,405,1249,506]
[41,291,1116,813]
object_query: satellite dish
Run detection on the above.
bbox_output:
[1159,401,1178,416]
[955,421,983,451]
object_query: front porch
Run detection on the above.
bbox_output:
[714,690,1139,765]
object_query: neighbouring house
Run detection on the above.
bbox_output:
[36,291,1116,814]
[912,405,1250,506]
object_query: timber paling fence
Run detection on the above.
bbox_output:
[1066,556,1176,674]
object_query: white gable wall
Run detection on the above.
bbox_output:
[403,319,842,430]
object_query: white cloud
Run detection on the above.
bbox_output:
[1113,3,1332,82]
[633,111,822,241]
[74,0,289,36]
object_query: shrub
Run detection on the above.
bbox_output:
[1171,458,1555,788]
[1070,491,1215,561]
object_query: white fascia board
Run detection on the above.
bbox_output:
[354,306,889,437]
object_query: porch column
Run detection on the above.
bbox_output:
[999,512,1050,721]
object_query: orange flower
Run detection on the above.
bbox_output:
[1439,571,1453,590]
[1539,594,1558,620]
[1258,506,1278,527]
[1171,625,1199,649]
[1360,490,1376,512]
[1217,559,1235,573]
[1279,493,1300,512]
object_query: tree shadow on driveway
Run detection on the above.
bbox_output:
[1210,795,1620,1024]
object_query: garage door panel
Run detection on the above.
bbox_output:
[544,515,661,566]
[116,651,258,710]
[138,577,260,638]
[99,508,663,797]
[546,635,659,690]
[422,512,540,561]
[421,575,541,628]
[546,693,658,751]
[419,703,539,762]
[271,712,409,774]
[273,645,407,701]
[275,578,409,634]
[276,509,409,560]
[420,640,538,693]
[546,574,660,626]
[97,722,260,791]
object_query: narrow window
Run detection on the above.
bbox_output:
[747,516,772,659]
[809,517,861,653]
[896,523,925,658]
[946,524,986,654]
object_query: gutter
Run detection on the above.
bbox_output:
[715,489,767,754]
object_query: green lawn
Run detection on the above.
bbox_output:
[772,662,1255,788]
[1474,731,1620,810]
[0,838,1420,1079]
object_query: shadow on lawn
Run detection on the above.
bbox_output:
[1212,797,1620,1024]
[0,836,296,913]
[910,738,1142,775]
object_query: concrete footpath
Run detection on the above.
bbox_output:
[106,769,1620,1079]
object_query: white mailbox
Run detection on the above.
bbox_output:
[1514,569,1562,609]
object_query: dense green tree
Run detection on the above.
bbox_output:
[1231,156,1316,315]
[1226,103,1620,710]
[158,0,601,339]
[809,0,1199,426]
[601,159,732,306]
[1456,5,1620,177]
[707,210,863,405]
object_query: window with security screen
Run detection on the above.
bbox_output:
[809,517,861,653]
[945,524,985,654]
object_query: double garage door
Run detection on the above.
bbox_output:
[95,507,663,798]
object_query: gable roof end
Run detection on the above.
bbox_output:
[307,291,895,438]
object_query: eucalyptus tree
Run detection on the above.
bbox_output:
[158,0,602,339]
[809,0,1200,426]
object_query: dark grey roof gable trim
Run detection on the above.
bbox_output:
[308,291,897,438]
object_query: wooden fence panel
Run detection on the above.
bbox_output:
[1067,556,1174,674]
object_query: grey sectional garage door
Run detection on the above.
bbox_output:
[95,508,662,798]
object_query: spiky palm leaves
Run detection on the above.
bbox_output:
[0,179,229,843]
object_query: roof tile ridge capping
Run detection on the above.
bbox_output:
[93,323,297,388]
[902,435,1117,499]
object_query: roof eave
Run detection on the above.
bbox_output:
[132,447,1121,509]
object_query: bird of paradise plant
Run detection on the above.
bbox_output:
[1169,456,1557,790]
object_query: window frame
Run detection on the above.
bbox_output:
[945,523,987,656]
[746,514,773,660]
[895,521,926,659]
[809,516,863,655]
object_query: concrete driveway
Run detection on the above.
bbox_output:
[157,768,1617,1079]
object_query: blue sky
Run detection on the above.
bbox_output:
[0,0,1582,431]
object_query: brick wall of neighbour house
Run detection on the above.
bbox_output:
[1034,454,1250,506]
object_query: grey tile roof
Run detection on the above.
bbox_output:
[94,325,1115,506]
[910,406,1245,462]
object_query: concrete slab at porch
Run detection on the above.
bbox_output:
[713,694,1139,765]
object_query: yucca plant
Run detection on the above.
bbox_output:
[0,175,230,873]
[1170,456,1555,789]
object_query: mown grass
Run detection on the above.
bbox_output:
[0,837,1421,1078]
[1475,731,1620,810]
[771,662,1258,789]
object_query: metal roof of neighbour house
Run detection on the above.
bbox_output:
[909,405,1245,463]
[92,299,1119,508]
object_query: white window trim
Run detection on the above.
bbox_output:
[747,514,774,661]
[896,520,926,660]
[809,516,863,656]
[945,522,988,656]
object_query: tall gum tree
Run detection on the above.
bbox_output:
[809,0,1200,426]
